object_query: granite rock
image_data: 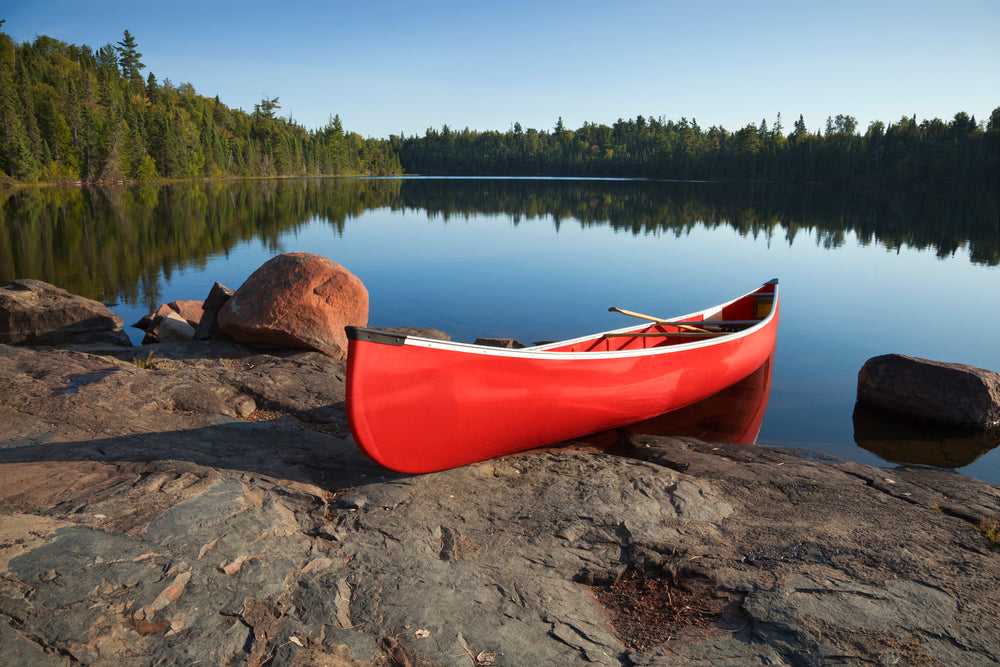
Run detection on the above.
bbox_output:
[0,279,130,347]
[1,342,998,665]
[859,353,1000,426]
[193,282,234,341]
[218,253,368,359]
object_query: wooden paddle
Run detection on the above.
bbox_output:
[608,307,709,333]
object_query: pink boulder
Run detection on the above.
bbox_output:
[217,253,368,359]
[163,300,205,328]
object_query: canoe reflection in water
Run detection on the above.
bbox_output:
[581,354,774,448]
[853,404,1000,469]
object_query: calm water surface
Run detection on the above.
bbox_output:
[3,178,998,482]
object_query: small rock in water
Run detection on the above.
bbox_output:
[858,354,1000,426]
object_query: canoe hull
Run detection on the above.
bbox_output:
[346,281,779,473]
[615,352,774,446]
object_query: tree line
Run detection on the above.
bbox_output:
[0,27,401,183]
[391,111,999,184]
[1,26,997,186]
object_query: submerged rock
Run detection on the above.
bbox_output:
[218,252,368,359]
[858,354,1000,426]
[0,278,130,347]
[853,403,1000,468]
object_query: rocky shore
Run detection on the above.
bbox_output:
[2,268,999,665]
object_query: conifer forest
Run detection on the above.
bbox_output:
[1,28,997,185]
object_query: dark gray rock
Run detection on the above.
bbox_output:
[193,282,235,341]
[859,353,1000,426]
[0,279,130,346]
[376,326,450,341]
[131,312,155,332]
[1,342,998,665]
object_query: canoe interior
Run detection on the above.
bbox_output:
[540,283,775,354]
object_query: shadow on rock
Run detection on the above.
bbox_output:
[0,340,402,490]
[0,422,400,496]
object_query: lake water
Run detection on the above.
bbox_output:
[3,178,999,482]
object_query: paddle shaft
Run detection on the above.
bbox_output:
[608,307,705,332]
[608,307,757,331]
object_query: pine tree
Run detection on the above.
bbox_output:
[146,72,159,103]
[115,30,145,88]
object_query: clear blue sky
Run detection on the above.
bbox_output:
[4,0,999,138]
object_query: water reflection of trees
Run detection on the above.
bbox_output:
[1,178,996,307]
[392,179,998,266]
[0,178,403,305]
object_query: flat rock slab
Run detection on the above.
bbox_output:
[0,279,130,346]
[1,342,998,665]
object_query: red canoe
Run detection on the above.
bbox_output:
[345,279,780,473]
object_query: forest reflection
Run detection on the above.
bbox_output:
[2,177,996,308]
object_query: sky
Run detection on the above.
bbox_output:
[4,0,999,138]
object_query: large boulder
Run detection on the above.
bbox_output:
[217,253,368,359]
[0,279,130,347]
[857,354,1000,426]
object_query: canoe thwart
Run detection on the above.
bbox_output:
[654,320,759,327]
[603,331,733,338]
